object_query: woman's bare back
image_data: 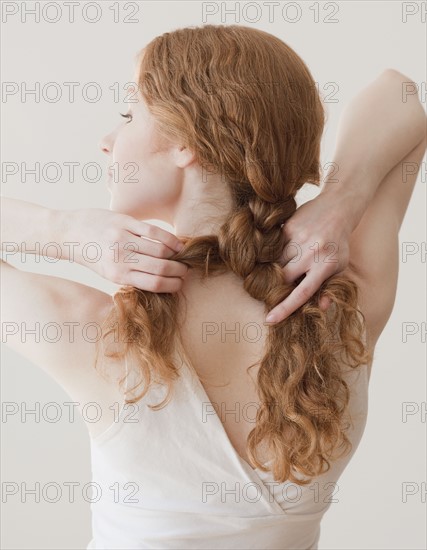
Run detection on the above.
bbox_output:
[88,266,375,463]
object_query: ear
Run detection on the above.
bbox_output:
[173,145,196,169]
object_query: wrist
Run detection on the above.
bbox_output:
[51,208,82,263]
[320,175,369,235]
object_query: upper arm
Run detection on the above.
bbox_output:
[343,134,426,348]
[1,260,117,398]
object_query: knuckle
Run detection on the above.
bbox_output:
[156,260,169,277]
[109,224,122,239]
[317,239,330,253]
[295,229,309,245]
[283,217,296,234]
[160,243,170,257]
[108,265,123,284]
[150,278,163,292]
[298,285,312,300]
[145,224,155,239]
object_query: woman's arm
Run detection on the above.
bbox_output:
[320,68,426,232]
[1,197,187,291]
[0,198,66,260]
[341,134,426,349]
[266,68,426,324]
[0,198,187,399]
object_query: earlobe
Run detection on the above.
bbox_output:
[175,145,195,169]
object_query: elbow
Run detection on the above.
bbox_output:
[381,68,427,142]
[380,67,415,83]
[381,67,422,95]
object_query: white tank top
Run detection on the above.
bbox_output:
[86,333,370,549]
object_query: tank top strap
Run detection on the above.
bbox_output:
[122,352,130,398]
[122,349,142,403]
[121,349,171,406]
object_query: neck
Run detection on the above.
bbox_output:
[170,165,234,238]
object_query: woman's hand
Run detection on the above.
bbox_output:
[65,208,188,292]
[265,192,353,323]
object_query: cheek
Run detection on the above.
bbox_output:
[109,131,180,219]
[113,129,147,184]
[109,177,179,220]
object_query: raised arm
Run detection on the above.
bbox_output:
[266,69,426,324]
[1,197,187,289]
[321,68,426,232]
[0,197,187,398]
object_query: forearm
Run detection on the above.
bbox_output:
[321,68,426,232]
[0,197,74,262]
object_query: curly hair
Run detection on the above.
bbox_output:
[95,24,373,485]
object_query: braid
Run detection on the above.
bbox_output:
[218,196,296,305]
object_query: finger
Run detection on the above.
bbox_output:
[281,255,338,286]
[128,255,189,279]
[122,235,184,261]
[318,295,332,311]
[126,219,184,252]
[125,270,184,293]
[265,270,325,324]
[279,241,303,267]
[280,258,310,284]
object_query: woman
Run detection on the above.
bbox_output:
[2,25,426,549]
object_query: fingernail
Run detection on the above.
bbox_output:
[175,242,184,251]
[265,313,277,323]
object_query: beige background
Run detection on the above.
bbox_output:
[1,1,426,548]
